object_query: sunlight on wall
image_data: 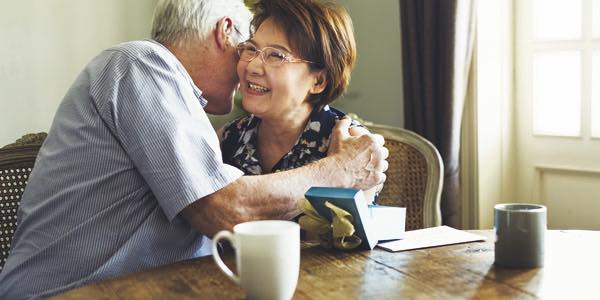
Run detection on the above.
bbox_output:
[476,0,515,229]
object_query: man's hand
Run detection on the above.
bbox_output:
[327,117,389,190]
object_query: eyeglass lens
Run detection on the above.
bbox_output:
[238,44,287,66]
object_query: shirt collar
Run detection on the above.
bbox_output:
[196,91,208,107]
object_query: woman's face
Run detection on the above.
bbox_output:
[237,18,324,121]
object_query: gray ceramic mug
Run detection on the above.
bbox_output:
[494,203,547,268]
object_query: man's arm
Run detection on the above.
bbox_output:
[181,118,388,237]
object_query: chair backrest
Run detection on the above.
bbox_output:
[0,133,47,271]
[363,122,443,230]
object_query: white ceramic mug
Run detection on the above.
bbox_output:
[211,220,300,300]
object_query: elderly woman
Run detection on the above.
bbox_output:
[221,0,382,200]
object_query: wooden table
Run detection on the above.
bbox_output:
[52,230,600,299]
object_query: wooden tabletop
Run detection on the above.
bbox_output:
[52,230,600,299]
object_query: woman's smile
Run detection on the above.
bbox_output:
[246,81,271,96]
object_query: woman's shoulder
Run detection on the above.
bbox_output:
[223,114,257,133]
[221,114,259,146]
[315,105,364,131]
[223,114,254,130]
[294,105,367,159]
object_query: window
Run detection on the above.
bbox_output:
[593,0,600,38]
[593,51,600,136]
[533,51,581,136]
[527,0,600,138]
[533,0,581,41]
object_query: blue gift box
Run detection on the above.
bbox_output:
[304,187,406,249]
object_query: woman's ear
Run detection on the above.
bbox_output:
[309,71,327,94]
[215,17,234,51]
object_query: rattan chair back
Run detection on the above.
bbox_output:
[362,122,443,230]
[0,133,46,271]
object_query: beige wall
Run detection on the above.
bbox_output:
[0,0,157,146]
[336,0,404,127]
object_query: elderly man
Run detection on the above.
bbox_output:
[0,0,387,299]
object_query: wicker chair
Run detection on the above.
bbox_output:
[371,124,442,230]
[0,132,47,271]
[349,115,443,230]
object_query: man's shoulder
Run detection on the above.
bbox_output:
[86,39,185,92]
[83,40,171,75]
[103,39,170,62]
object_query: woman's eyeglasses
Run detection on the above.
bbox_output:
[236,42,315,67]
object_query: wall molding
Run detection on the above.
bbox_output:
[532,164,600,204]
[534,165,600,177]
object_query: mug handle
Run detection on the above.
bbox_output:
[211,230,240,284]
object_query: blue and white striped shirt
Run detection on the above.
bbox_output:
[0,39,243,299]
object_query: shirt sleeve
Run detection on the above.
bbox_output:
[96,51,243,222]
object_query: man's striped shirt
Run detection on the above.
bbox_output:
[0,39,242,299]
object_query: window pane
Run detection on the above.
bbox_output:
[593,52,600,137]
[534,0,582,41]
[594,0,600,38]
[533,52,581,136]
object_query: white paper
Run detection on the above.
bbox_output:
[369,205,406,241]
[377,226,486,252]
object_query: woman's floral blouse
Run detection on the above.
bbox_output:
[221,105,362,175]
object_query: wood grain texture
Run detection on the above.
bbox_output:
[51,230,600,299]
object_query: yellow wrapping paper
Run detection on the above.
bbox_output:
[298,198,362,250]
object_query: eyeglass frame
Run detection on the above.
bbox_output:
[236,41,316,67]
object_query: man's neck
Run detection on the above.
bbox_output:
[165,39,211,88]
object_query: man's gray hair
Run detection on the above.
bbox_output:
[151,0,252,45]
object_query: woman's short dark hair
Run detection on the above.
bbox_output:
[250,0,356,105]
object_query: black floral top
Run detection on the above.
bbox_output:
[221,105,362,175]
